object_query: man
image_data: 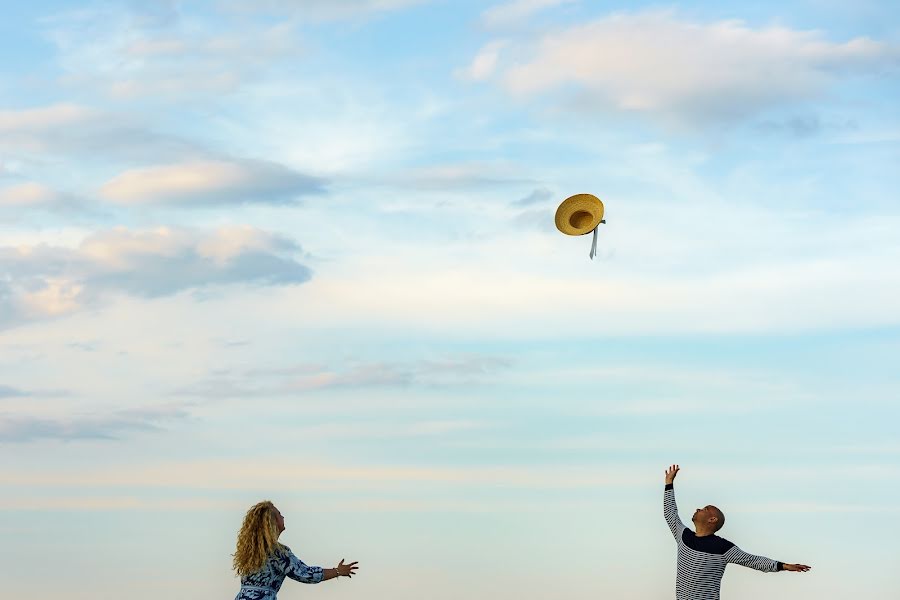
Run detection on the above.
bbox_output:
[663,464,810,600]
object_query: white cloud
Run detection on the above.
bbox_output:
[0,226,311,328]
[40,0,426,104]
[43,6,304,100]
[469,10,898,126]
[0,385,29,398]
[457,40,508,81]
[265,419,487,440]
[0,495,232,511]
[2,459,895,491]
[226,0,428,20]
[0,183,59,207]
[383,161,536,189]
[216,76,426,175]
[0,180,101,223]
[0,458,646,490]
[0,103,95,132]
[178,355,513,398]
[253,247,900,337]
[195,226,297,265]
[0,103,200,162]
[99,159,324,206]
[480,0,575,28]
[512,187,554,207]
[729,501,900,514]
[244,143,900,338]
[0,403,192,442]
[17,279,84,319]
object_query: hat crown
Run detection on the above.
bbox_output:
[555,193,604,236]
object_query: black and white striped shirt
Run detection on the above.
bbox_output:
[664,484,783,600]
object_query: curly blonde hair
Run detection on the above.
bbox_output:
[232,500,287,577]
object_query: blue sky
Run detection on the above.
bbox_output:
[1,1,899,598]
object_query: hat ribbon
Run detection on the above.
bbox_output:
[588,220,606,260]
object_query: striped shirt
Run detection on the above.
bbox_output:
[664,484,783,600]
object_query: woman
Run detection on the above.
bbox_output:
[232,500,359,599]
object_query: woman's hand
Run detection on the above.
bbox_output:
[336,559,359,578]
[783,563,811,572]
[665,464,680,485]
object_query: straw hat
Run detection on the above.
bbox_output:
[555,193,605,236]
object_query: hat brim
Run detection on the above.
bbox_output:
[555,193,604,236]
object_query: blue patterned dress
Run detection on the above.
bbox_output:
[234,545,325,600]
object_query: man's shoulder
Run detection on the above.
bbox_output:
[682,530,735,554]
[715,535,736,551]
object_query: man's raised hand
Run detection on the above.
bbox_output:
[783,563,811,573]
[665,464,680,485]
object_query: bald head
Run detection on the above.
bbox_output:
[692,504,725,535]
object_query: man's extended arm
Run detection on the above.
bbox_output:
[663,464,685,539]
[724,546,782,572]
[724,547,812,573]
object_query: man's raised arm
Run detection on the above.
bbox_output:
[663,464,685,539]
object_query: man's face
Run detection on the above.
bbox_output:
[693,505,718,527]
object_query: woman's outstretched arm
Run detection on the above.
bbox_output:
[322,559,360,581]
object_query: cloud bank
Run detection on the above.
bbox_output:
[465,10,899,126]
[0,226,312,328]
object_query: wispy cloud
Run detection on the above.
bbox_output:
[0,182,59,207]
[456,40,508,81]
[272,419,487,441]
[0,103,204,163]
[0,495,235,511]
[4,459,896,491]
[224,0,429,20]
[0,458,646,489]
[0,103,95,132]
[0,495,589,513]
[0,385,29,398]
[42,5,304,100]
[252,244,900,337]
[755,114,859,138]
[466,10,899,127]
[99,159,325,206]
[511,186,554,207]
[480,0,576,28]
[0,403,192,442]
[729,501,900,514]
[177,355,513,398]
[381,162,538,190]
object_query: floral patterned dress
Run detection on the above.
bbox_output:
[234,545,324,600]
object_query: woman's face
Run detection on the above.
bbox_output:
[274,507,285,534]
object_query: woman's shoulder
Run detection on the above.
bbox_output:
[270,543,296,573]
[272,543,293,564]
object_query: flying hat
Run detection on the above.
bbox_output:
[555,193,606,259]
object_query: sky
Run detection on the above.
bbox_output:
[1,0,899,598]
